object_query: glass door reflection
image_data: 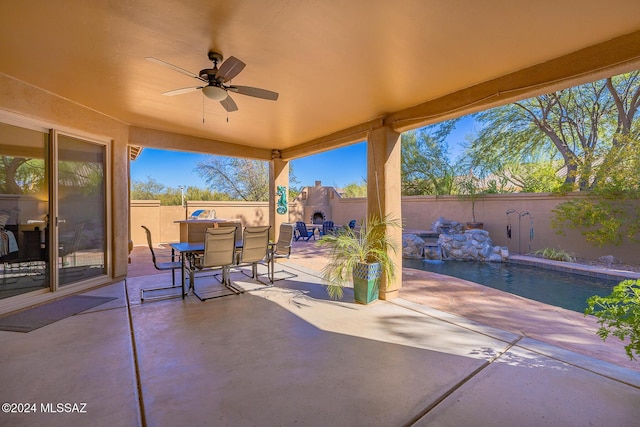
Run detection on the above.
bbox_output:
[0,122,50,299]
[57,134,107,286]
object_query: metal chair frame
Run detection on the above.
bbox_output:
[265,223,297,282]
[59,222,85,267]
[140,225,183,302]
[232,225,273,287]
[189,227,239,301]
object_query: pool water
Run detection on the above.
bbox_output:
[403,259,621,313]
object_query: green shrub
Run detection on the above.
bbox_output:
[585,280,640,361]
[532,247,575,262]
[551,195,640,248]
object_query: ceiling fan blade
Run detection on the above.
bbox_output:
[216,56,246,82]
[228,85,279,101]
[162,86,203,96]
[146,57,206,81]
[220,95,238,112]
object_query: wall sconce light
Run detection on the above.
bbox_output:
[301,191,307,200]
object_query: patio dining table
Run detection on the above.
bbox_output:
[169,240,274,297]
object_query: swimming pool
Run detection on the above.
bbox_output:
[403,259,622,313]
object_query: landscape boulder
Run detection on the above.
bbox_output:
[439,229,508,262]
[402,234,425,259]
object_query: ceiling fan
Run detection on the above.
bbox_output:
[146,51,279,112]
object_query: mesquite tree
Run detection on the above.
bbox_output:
[469,71,640,191]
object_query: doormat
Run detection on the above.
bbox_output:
[0,295,117,333]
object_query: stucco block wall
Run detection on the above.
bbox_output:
[134,192,639,264]
[327,198,367,226]
[131,200,280,245]
[132,184,638,264]
[400,193,639,264]
[291,190,639,264]
[130,200,161,247]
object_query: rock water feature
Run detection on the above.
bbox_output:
[403,234,428,259]
[402,217,509,262]
[438,229,508,261]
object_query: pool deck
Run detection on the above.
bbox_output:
[281,238,640,372]
[399,228,640,369]
[401,261,640,372]
[509,254,640,282]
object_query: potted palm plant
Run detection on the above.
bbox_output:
[319,214,401,304]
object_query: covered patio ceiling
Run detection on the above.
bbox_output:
[2,1,640,159]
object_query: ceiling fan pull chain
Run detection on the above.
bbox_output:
[202,93,205,124]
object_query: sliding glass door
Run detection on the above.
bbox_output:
[0,116,109,299]
[56,133,107,287]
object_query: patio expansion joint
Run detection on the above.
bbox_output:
[513,339,640,389]
[123,278,147,427]
[405,336,524,426]
[391,298,640,388]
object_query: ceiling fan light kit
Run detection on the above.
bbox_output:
[202,85,228,101]
[147,51,278,113]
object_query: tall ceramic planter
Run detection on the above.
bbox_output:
[353,261,381,304]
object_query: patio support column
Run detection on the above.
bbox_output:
[269,150,290,242]
[367,126,402,300]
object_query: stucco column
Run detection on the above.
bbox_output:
[367,126,402,300]
[269,151,290,242]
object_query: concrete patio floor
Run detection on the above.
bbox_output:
[1,243,640,426]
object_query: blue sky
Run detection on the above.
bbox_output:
[130,116,477,189]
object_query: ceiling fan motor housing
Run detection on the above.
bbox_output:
[200,52,225,83]
[199,68,218,81]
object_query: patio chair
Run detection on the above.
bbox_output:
[294,221,315,241]
[320,220,335,236]
[262,223,297,282]
[188,227,238,301]
[216,221,243,245]
[140,225,183,302]
[233,225,272,287]
[59,222,85,267]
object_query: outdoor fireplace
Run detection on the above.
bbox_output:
[311,211,326,224]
